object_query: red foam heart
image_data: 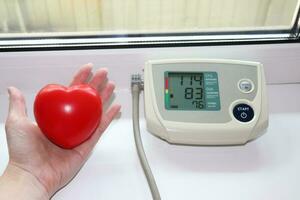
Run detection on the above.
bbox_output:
[34,84,102,149]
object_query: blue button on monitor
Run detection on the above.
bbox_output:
[233,103,254,122]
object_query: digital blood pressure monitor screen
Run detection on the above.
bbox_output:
[164,71,221,111]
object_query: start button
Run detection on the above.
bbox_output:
[233,103,254,122]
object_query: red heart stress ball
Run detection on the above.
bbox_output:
[34,84,102,149]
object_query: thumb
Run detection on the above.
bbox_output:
[7,86,27,119]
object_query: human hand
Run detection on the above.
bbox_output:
[0,64,121,199]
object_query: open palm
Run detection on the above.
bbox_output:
[5,64,121,197]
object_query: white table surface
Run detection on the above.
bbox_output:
[1,84,300,200]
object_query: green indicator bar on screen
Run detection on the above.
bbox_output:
[165,89,170,109]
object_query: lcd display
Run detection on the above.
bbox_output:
[165,72,220,111]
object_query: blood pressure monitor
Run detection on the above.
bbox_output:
[144,59,268,145]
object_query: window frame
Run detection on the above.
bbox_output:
[0,3,299,52]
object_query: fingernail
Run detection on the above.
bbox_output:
[102,69,108,76]
[7,87,12,95]
[86,63,94,67]
[109,81,115,86]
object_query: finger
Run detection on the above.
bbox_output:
[7,87,27,119]
[89,68,108,90]
[69,63,93,86]
[100,81,115,105]
[75,104,121,155]
[97,104,121,133]
[90,104,121,147]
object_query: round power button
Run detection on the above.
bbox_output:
[233,104,254,122]
[238,79,254,93]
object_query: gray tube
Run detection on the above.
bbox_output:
[132,84,161,200]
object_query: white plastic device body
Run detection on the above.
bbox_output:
[144,59,268,145]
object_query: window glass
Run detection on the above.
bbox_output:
[0,0,299,35]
